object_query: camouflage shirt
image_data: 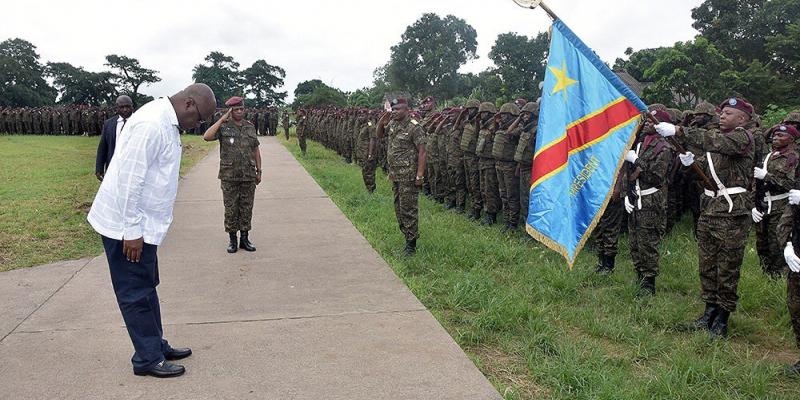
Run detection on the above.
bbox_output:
[214,121,260,181]
[386,115,426,182]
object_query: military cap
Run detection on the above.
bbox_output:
[692,101,717,116]
[719,97,753,117]
[521,101,539,114]
[225,96,244,107]
[769,123,800,139]
[514,98,528,108]
[783,111,800,124]
[390,97,408,109]
[478,102,497,113]
[499,103,521,116]
[648,109,672,124]
[648,103,668,112]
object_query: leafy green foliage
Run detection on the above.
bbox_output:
[243,59,287,107]
[192,51,244,106]
[488,32,549,101]
[0,38,56,107]
[104,54,160,106]
[292,80,347,108]
[46,62,117,105]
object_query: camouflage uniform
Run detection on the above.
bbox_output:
[386,115,426,243]
[514,105,538,226]
[776,199,800,353]
[684,123,755,314]
[213,121,260,233]
[492,103,522,229]
[297,113,307,154]
[626,129,674,286]
[460,111,483,219]
[446,115,467,212]
[477,119,500,224]
[358,118,377,192]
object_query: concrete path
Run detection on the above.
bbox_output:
[0,137,501,400]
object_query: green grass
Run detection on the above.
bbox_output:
[0,134,215,272]
[280,133,800,399]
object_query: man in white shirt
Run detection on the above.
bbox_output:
[88,83,216,378]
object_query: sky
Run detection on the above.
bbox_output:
[1,0,705,102]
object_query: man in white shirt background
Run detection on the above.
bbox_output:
[94,95,134,181]
[87,83,216,378]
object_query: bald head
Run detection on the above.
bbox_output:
[170,83,217,130]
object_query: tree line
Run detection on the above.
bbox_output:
[0,39,287,108]
[294,0,799,115]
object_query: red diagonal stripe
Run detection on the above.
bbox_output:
[531,99,640,186]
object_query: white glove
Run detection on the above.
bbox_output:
[655,122,676,137]
[753,167,767,180]
[678,152,695,166]
[624,196,634,214]
[624,150,638,164]
[789,189,800,205]
[751,208,764,223]
[784,242,800,273]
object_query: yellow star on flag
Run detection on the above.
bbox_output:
[548,61,579,99]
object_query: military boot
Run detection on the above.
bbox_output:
[445,200,456,210]
[637,276,656,297]
[709,309,730,338]
[455,204,465,214]
[683,303,719,331]
[481,212,496,225]
[239,231,256,252]
[227,232,238,254]
[403,239,417,257]
[468,209,481,221]
[785,361,800,376]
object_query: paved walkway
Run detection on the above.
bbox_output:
[0,137,500,400]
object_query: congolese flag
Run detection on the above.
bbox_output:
[526,19,647,267]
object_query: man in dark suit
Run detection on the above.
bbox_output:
[95,95,134,181]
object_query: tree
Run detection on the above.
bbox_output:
[640,38,741,109]
[47,62,117,105]
[488,32,549,101]
[294,85,347,108]
[104,54,160,106]
[192,51,243,106]
[385,13,478,99]
[0,38,56,106]
[294,79,326,98]
[243,59,287,107]
[691,0,769,66]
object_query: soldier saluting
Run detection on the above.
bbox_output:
[203,96,262,254]
[371,97,427,256]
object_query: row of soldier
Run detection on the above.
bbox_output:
[294,96,800,375]
[0,105,286,136]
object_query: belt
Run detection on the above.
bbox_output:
[631,186,660,210]
[763,192,790,215]
[703,187,747,198]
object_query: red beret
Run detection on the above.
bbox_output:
[225,96,244,107]
[719,97,753,117]
[390,97,408,109]
[770,123,800,139]
[648,109,672,123]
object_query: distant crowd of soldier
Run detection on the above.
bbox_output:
[294,95,800,375]
[0,105,284,136]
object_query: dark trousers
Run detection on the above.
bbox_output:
[102,236,172,372]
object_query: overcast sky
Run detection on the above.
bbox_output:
[2,0,704,102]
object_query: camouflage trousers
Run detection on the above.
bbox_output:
[298,134,307,154]
[361,159,377,193]
[446,160,467,209]
[495,161,520,226]
[628,202,666,278]
[428,158,442,200]
[697,214,751,312]
[284,127,289,140]
[756,203,789,276]
[392,180,420,241]
[436,160,448,200]
[479,158,500,214]
[221,180,256,233]
[788,271,800,348]
[592,197,624,258]
[518,163,532,226]
[464,153,482,213]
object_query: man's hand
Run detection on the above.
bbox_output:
[123,237,144,263]
[95,172,104,182]
[223,108,232,122]
[624,150,638,164]
[414,176,424,187]
[678,152,695,166]
[785,242,800,273]
[753,167,767,180]
[256,171,262,185]
[624,196,634,214]
[789,189,800,205]
[751,208,764,223]
[655,122,676,137]
[378,112,392,127]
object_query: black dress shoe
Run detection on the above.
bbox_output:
[165,347,192,361]
[134,360,185,378]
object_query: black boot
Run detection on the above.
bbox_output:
[455,205,465,214]
[637,276,656,297]
[683,303,719,331]
[594,255,606,274]
[785,361,800,376]
[403,239,417,256]
[709,309,730,338]
[445,200,456,210]
[239,231,256,252]
[468,209,481,221]
[227,232,238,254]
[481,212,496,226]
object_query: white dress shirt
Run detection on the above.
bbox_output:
[88,98,182,245]
[116,116,127,138]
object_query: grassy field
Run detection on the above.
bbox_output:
[279,133,800,399]
[0,135,215,272]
